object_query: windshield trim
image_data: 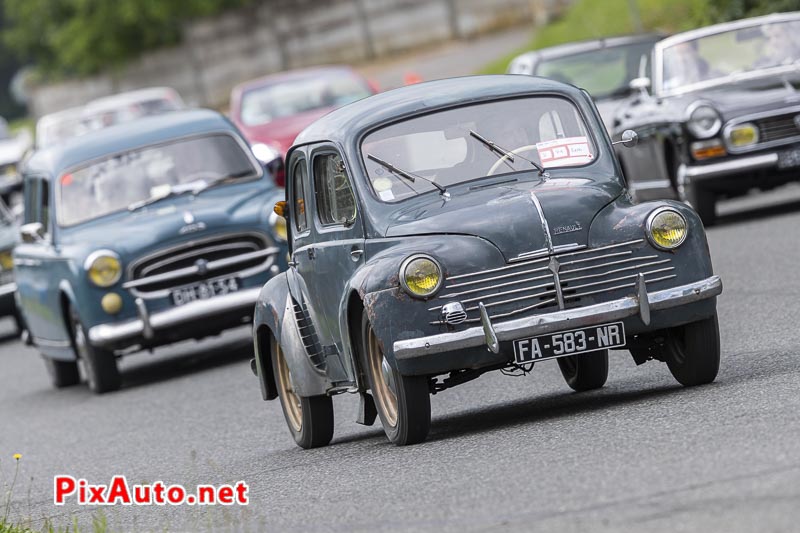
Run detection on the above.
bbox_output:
[56,130,263,228]
[357,94,603,205]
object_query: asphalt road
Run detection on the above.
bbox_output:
[2,185,800,533]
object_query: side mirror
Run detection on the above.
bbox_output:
[629,77,651,95]
[20,222,45,243]
[273,201,287,218]
[613,130,639,148]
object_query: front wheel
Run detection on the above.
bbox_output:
[665,313,720,386]
[361,314,430,445]
[43,357,80,388]
[557,350,609,392]
[679,180,716,226]
[69,307,121,394]
[271,336,334,449]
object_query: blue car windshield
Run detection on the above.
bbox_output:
[361,96,597,203]
[57,134,259,227]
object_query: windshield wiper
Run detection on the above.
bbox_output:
[366,154,449,197]
[469,130,547,176]
[127,170,255,211]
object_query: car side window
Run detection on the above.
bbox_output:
[313,153,356,226]
[292,159,309,233]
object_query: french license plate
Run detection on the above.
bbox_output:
[513,322,626,364]
[777,147,800,169]
[171,277,239,306]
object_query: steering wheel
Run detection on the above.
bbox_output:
[487,145,541,176]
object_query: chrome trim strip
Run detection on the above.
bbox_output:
[529,191,554,254]
[446,256,549,281]
[565,274,677,302]
[88,287,262,347]
[0,282,17,297]
[437,271,553,302]
[560,256,665,278]
[141,242,260,277]
[445,265,551,289]
[395,276,723,359]
[628,180,672,191]
[123,247,279,289]
[682,153,778,180]
[31,337,72,348]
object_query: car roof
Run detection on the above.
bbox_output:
[25,109,236,177]
[293,74,591,146]
[513,33,666,64]
[232,65,361,95]
[83,87,184,114]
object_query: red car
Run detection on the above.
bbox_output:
[230,66,378,186]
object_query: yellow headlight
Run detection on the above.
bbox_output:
[647,209,688,250]
[0,250,13,271]
[728,123,759,147]
[401,256,442,298]
[86,252,122,287]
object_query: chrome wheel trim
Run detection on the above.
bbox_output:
[275,344,303,432]
[367,323,398,427]
[72,316,94,390]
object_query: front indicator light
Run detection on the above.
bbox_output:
[269,211,288,241]
[400,255,442,298]
[0,250,13,271]
[647,209,688,250]
[727,123,759,148]
[691,139,726,160]
[101,293,123,315]
[85,251,122,287]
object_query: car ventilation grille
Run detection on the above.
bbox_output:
[757,113,800,144]
[292,300,326,371]
[428,239,676,324]
[124,232,278,296]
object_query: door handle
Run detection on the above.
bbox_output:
[350,248,364,262]
[307,247,316,260]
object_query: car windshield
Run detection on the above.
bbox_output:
[535,41,656,99]
[58,134,259,227]
[239,72,372,126]
[361,97,596,203]
[661,19,800,93]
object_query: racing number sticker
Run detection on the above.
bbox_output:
[536,136,593,168]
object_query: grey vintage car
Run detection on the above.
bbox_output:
[252,76,723,448]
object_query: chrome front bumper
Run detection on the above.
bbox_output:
[393,276,722,360]
[0,282,17,298]
[682,153,778,180]
[88,287,261,347]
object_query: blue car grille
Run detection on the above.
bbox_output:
[428,239,676,324]
[124,232,278,297]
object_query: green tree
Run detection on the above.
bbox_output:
[2,0,250,77]
[707,0,800,21]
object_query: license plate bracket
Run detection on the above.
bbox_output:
[512,322,626,364]
[170,277,240,306]
[777,147,800,169]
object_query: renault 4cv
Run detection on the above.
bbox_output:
[252,76,723,448]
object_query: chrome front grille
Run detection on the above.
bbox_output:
[124,232,279,297]
[757,113,800,143]
[429,239,676,324]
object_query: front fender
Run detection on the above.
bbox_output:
[253,273,329,400]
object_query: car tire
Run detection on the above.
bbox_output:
[361,313,430,446]
[680,182,716,226]
[665,313,720,387]
[270,335,334,449]
[557,350,609,392]
[69,307,121,394]
[43,357,80,388]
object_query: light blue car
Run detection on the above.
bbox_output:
[14,109,288,393]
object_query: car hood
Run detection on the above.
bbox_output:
[679,72,800,119]
[239,108,335,155]
[384,178,622,261]
[59,182,278,257]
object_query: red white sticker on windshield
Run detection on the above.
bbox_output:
[536,137,593,168]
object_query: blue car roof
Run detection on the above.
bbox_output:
[25,109,239,177]
[293,74,593,147]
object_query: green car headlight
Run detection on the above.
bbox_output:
[647,208,688,250]
[85,250,122,287]
[400,255,442,298]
